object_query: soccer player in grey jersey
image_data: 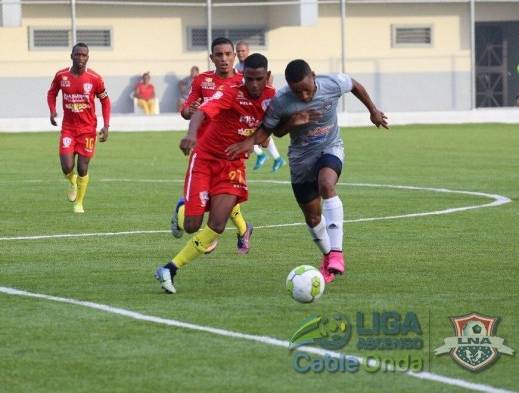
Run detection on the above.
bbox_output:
[227,59,388,283]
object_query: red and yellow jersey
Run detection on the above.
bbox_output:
[47,67,108,134]
[195,83,276,160]
[182,70,243,137]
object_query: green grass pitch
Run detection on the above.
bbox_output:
[0,124,517,393]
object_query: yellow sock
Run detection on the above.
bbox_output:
[173,226,220,268]
[177,204,185,230]
[65,172,77,186]
[230,204,247,236]
[76,174,90,205]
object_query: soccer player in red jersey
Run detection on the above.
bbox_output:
[171,37,251,254]
[155,53,275,294]
[47,42,111,213]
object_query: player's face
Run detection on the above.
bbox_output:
[244,67,270,98]
[289,73,316,103]
[70,47,89,70]
[210,44,236,75]
[236,44,249,62]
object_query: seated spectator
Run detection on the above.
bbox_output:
[135,72,156,115]
[177,65,199,112]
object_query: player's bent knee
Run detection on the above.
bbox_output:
[184,217,203,234]
[319,182,337,199]
[304,213,322,228]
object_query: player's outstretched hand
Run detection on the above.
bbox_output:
[180,134,196,156]
[50,113,58,126]
[370,110,389,130]
[288,110,321,128]
[226,138,255,160]
[98,127,109,142]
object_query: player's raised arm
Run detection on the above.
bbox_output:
[351,78,389,129]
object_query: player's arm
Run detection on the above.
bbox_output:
[181,75,203,120]
[47,74,60,126]
[225,126,272,159]
[96,78,111,142]
[350,78,389,129]
[180,110,205,155]
[271,110,321,137]
[180,88,233,155]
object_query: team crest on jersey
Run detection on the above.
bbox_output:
[83,83,93,94]
[62,137,72,148]
[61,76,71,88]
[199,191,209,208]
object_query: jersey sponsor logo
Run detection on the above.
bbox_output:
[201,78,216,90]
[83,83,93,94]
[237,128,256,137]
[307,125,332,137]
[237,99,253,106]
[261,98,271,111]
[63,93,90,102]
[65,103,90,112]
[60,77,71,88]
[239,115,260,128]
[62,136,72,148]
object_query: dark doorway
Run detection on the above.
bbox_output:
[476,21,519,107]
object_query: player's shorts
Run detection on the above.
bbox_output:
[59,130,97,158]
[183,152,248,216]
[289,142,344,205]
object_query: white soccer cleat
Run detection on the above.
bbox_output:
[67,184,78,202]
[155,266,176,294]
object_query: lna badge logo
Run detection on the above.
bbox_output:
[435,312,514,372]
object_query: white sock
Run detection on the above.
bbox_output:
[267,139,280,159]
[253,145,263,156]
[307,215,331,255]
[322,196,343,252]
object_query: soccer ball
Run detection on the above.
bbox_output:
[286,265,325,303]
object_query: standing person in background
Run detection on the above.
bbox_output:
[47,42,111,214]
[177,65,199,112]
[235,40,285,172]
[134,72,156,115]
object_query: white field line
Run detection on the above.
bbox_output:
[0,181,511,241]
[0,286,515,393]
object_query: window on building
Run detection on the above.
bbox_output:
[391,25,432,48]
[188,27,266,50]
[29,27,112,49]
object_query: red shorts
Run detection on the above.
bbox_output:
[184,152,248,216]
[59,130,97,158]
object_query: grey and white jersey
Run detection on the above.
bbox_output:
[263,73,352,156]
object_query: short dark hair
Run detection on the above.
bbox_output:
[244,53,268,70]
[211,37,234,52]
[285,59,311,84]
[72,42,89,52]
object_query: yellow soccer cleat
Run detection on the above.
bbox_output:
[73,203,84,213]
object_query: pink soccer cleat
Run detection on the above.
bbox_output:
[327,250,345,275]
[319,254,336,283]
